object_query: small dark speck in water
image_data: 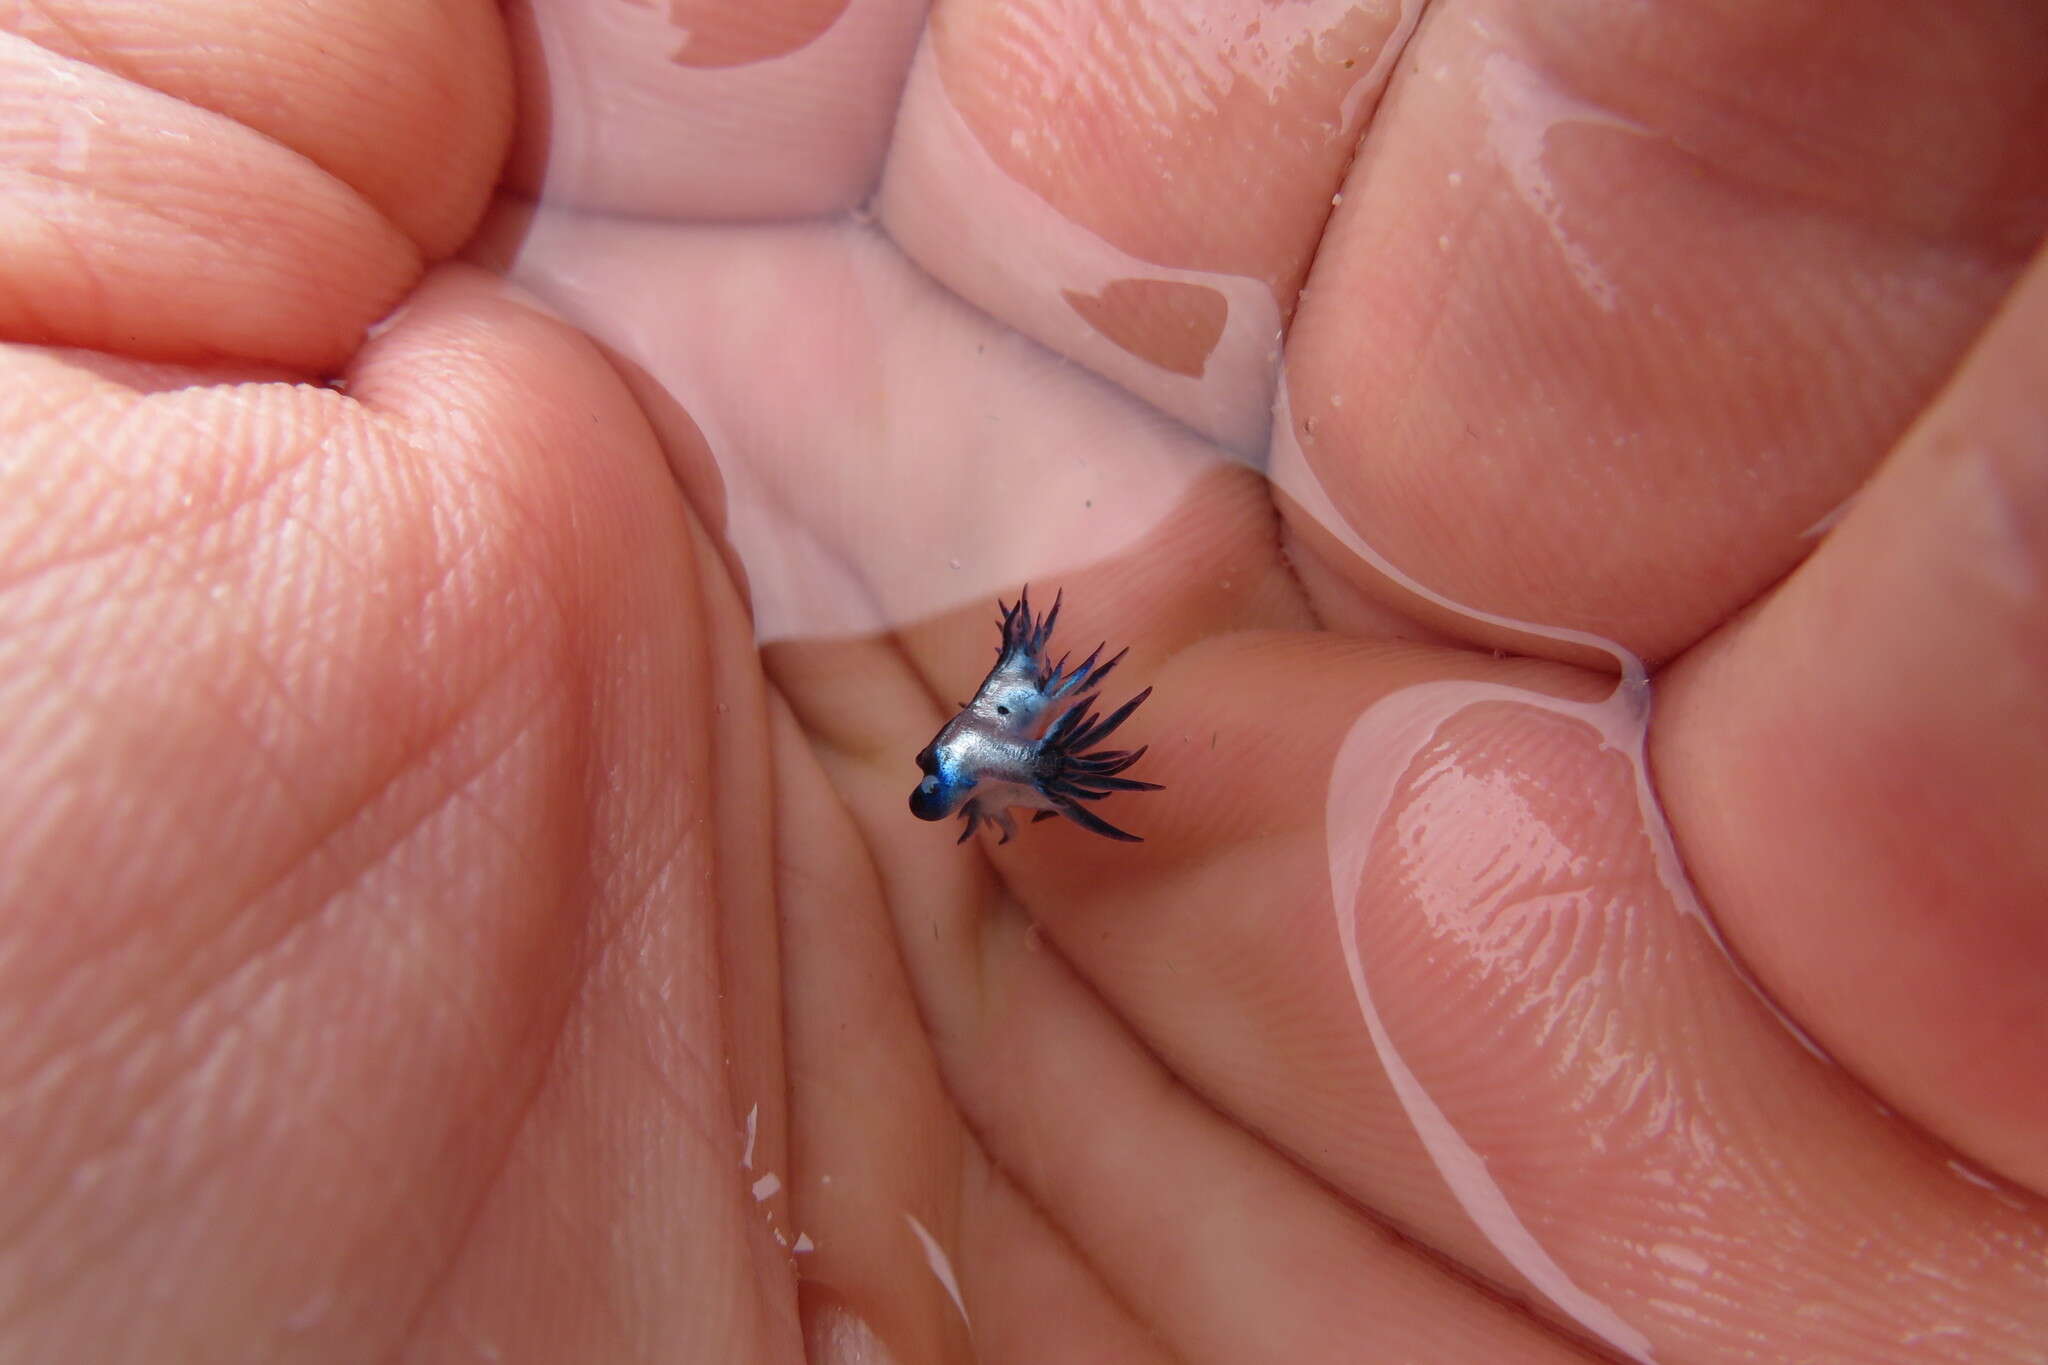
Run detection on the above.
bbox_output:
[1084,499,1093,508]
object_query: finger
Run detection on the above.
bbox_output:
[6,0,510,254]
[0,33,419,367]
[948,902,1604,1363]
[773,690,1171,1364]
[504,0,925,217]
[879,1,1414,453]
[341,268,806,1357]
[789,636,1602,1360]
[951,1154,1181,1365]
[1279,1,2048,661]
[1653,243,2048,1194]
[0,268,799,1357]
[769,688,974,1362]
[929,627,2048,1360]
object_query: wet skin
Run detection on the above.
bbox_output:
[0,2,2044,1362]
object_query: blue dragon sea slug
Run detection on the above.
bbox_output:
[910,587,1162,844]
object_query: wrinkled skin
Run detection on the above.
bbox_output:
[1,1,2045,1361]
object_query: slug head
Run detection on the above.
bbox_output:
[909,742,973,821]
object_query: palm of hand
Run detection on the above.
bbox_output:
[1,2,2044,1361]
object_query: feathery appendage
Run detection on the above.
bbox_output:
[999,585,1127,701]
[1032,686,1163,841]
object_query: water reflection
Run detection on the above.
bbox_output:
[492,1,2048,1359]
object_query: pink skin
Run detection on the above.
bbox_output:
[0,2,2043,1362]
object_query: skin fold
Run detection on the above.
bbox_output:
[0,0,2043,1361]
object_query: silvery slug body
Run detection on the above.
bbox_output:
[910,588,1162,844]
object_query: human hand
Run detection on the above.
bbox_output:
[1,2,2043,1362]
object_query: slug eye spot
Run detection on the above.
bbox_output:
[996,705,1010,715]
